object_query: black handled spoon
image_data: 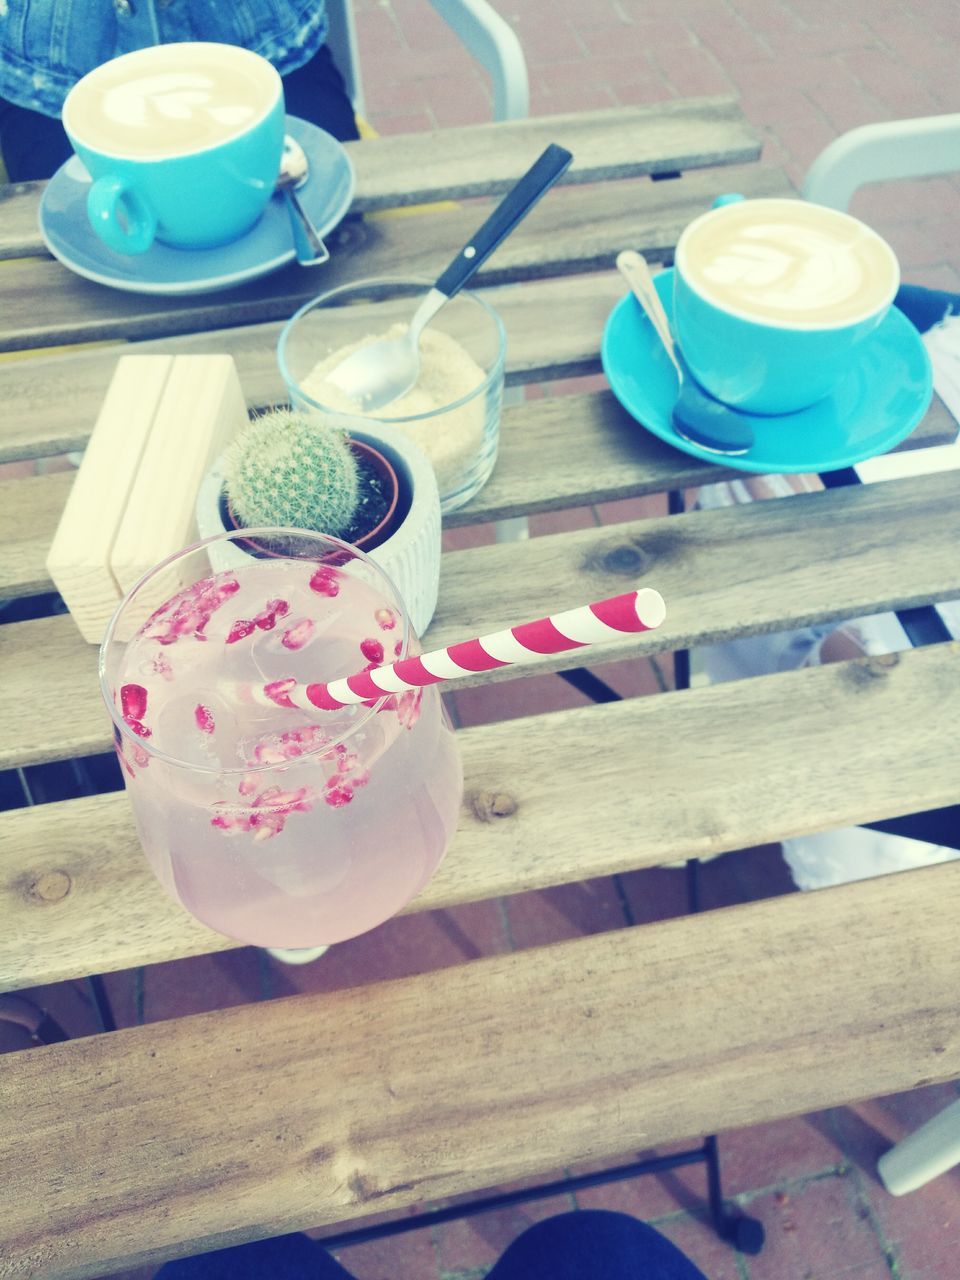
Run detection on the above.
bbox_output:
[324,143,574,411]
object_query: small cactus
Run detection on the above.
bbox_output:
[224,408,361,538]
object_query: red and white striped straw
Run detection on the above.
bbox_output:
[258,588,665,712]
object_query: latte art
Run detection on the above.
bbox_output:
[678,200,898,327]
[64,44,278,159]
[101,71,259,146]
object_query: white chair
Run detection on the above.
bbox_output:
[325,0,530,123]
[802,112,960,481]
[801,113,960,213]
[805,115,960,1197]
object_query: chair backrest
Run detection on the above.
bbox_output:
[801,113,960,211]
[325,0,529,123]
[801,115,960,477]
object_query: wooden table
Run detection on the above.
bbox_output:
[2,97,960,1279]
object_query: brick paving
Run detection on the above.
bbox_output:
[355,0,960,290]
[4,1,960,1275]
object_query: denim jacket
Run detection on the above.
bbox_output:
[0,0,328,116]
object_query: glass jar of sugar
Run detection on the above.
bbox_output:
[278,278,506,514]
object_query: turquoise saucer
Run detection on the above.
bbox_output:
[601,268,934,474]
[38,116,355,296]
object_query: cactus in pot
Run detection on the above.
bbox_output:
[197,406,441,634]
[224,408,361,539]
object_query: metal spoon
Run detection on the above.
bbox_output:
[616,250,754,456]
[323,142,573,412]
[277,135,330,266]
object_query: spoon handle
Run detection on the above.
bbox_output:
[615,250,682,380]
[283,189,330,266]
[434,143,573,300]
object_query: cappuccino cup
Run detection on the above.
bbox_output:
[62,42,285,256]
[673,197,900,415]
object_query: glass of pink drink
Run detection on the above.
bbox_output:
[99,528,463,950]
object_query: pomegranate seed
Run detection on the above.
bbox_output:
[264,678,298,709]
[226,618,256,644]
[281,618,315,650]
[120,683,148,720]
[254,598,289,631]
[360,638,384,664]
[251,813,285,841]
[211,814,245,835]
[151,653,174,681]
[254,786,311,815]
[194,704,216,734]
[124,716,152,739]
[398,689,422,729]
[324,784,354,808]
[348,768,371,790]
[375,607,397,631]
[309,567,340,597]
[394,641,404,657]
[239,773,261,796]
[288,725,329,751]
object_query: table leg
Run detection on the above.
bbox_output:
[687,859,765,1255]
[669,490,691,691]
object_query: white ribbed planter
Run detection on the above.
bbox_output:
[195,424,441,637]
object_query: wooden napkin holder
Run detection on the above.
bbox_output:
[47,353,249,644]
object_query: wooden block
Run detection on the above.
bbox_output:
[110,354,248,598]
[45,355,173,644]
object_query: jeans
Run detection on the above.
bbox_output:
[155,1212,708,1280]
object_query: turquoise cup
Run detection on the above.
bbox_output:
[62,42,285,256]
[673,197,900,415]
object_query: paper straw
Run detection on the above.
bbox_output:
[253,588,665,712]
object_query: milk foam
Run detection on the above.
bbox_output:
[103,72,258,133]
[680,201,897,326]
[65,46,275,158]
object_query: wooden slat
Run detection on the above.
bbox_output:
[0,163,786,353]
[3,470,959,769]
[1,643,958,993]
[0,273,619,461]
[3,261,957,467]
[3,858,959,1278]
[0,97,759,261]
[0,472,74,596]
[351,98,762,207]
[4,386,956,601]
[0,393,731,600]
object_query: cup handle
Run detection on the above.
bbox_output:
[86,176,157,255]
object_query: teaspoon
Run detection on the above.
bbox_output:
[616,250,754,456]
[277,135,330,267]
